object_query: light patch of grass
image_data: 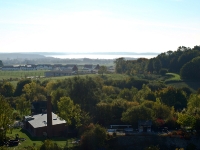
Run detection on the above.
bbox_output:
[165,73,181,83]
[6,128,75,149]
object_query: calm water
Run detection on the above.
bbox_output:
[46,54,157,59]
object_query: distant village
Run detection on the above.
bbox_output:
[0,64,115,77]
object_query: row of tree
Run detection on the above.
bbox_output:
[114,45,200,80]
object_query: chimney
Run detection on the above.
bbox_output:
[46,96,52,137]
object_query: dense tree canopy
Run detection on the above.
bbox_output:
[180,56,200,80]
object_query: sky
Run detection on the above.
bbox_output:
[0,0,200,53]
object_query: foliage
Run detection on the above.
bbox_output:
[153,58,162,73]
[14,79,31,96]
[157,86,187,110]
[142,101,171,121]
[114,57,126,73]
[95,99,138,126]
[0,60,3,67]
[51,88,67,112]
[121,105,153,126]
[98,65,107,76]
[39,139,62,150]
[22,81,46,101]
[0,95,14,141]
[159,68,168,76]
[118,87,138,101]
[57,96,81,127]
[67,76,101,112]
[16,96,31,117]
[133,84,156,102]
[187,94,200,115]
[0,82,14,97]
[80,124,107,150]
[180,56,200,80]
[177,113,196,128]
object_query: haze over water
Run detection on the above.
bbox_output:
[46,54,158,59]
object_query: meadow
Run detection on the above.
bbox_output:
[6,128,76,149]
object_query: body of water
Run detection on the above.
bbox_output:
[45,54,157,59]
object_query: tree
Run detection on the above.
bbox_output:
[180,56,200,80]
[22,81,46,101]
[177,113,196,128]
[0,60,3,67]
[142,101,171,121]
[57,96,81,127]
[153,58,162,73]
[187,94,200,118]
[51,88,67,112]
[14,79,31,96]
[157,86,187,110]
[146,59,154,73]
[16,96,31,117]
[114,57,126,73]
[0,82,14,97]
[80,124,107,150]
[39,139,62,150]
[0,96,14,141]
[121,105,153,127]
[98,66,107,76]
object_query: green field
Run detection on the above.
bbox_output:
[6,128,77,149]
[0,70,45,79]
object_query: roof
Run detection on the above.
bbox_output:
[25,112,66,128]
[45,70,73,73]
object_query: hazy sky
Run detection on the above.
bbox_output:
[0,0,199,53]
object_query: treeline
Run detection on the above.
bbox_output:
[115,45,200,80]
[1,74,200,149]
[0,76,199,129]
[1,57,114,66]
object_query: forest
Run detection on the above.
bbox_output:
[0,45,200,149]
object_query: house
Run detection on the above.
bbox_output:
[138,120,152,132]
[82,64,100,73]
[36,64,53,70]
[52,64,63,70]
[82,64,93,71]
[24,96,67,137]
[44,70,75,77]
[107,66,115,73]
[2,65,36,71]
[60,64,78,72]
[2,65,21,71]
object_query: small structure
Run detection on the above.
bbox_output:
[108,125,133,132]
[24,96,67,137]
[138,120,152,132]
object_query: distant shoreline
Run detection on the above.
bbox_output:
[0,52,158,60]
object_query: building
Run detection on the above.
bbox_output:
[24,96,67,137]
[138,120,152,132]
[44,70,76,77]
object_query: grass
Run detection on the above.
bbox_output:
[165,73,181,82]
[0,70,45,80]
[6,128,76,149]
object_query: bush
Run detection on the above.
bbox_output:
[80,124,107,150]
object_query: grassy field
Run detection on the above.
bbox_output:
[0,70,45,79]
[6,128,77,149]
